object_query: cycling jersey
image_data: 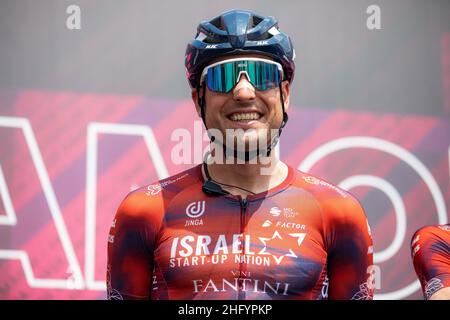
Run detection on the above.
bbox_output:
[107,164,374,300]
[411,224,450,300]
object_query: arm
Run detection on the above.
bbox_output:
[411,226,450,300]
[325,196,374,300]
[107,190,163,300]
[429,287,450,300]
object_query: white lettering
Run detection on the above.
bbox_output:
[366,5,381,30]
[195,235,211,256]
[66,5,81,30]
[203,279,219,292]
[170,237,179,258]
[179,236,194,257]
[232,234,243,253]
[222,278,238,292]
[244,235,255,255]
[213,235,229,254]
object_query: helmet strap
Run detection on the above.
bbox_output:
[265,81,289,157]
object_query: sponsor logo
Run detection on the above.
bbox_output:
[184,201,205,228]
[146,184,162,196]
[438,225,450,232]
[366,219,372,237]
[192,277,290,295]
[302,175,348,198]
[206,44,218,49]
[184,219,204,227]
[106,264,123,300]
[256,40,269,46]
[283,208,299,218]
[107,234,114,243]
[111,219,116,228]
[145,174,189,196]
[258,231,307,265]
[321,276,329,299]
[269,207,281,217]
[169,231,307,268]
[302,175,321,185]
[351,282,373,300]
[275,221,306,230]
[186,201,205,218]
[412,244,420,257]
[152,266,158,291]
[367,265,381,290]
[411,234,420,246]
[262,220,272,228]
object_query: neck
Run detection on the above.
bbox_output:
[203,150,288,197]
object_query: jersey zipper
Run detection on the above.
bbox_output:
[238,198,248,300]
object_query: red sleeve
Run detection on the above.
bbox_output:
[321,194,374,300]
[106,189,164,300]
[411,225,450,300]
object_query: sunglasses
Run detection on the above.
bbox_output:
[200,57,284,93]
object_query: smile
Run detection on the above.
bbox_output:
[228,112,262,121]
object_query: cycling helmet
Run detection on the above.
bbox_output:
[185,9,296,89]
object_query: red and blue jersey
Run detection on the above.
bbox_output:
[107,164,374,300]
[411,224,450,299]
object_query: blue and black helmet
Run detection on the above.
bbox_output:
[185,9,296,89]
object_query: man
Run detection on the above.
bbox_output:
[107,9,374,300]
[411,224,450,300]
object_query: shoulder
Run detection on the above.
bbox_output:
[411,224,450,248]
[116,165,202,224]
[290,167,366,222]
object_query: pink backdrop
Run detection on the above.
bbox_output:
[0,90,448,299]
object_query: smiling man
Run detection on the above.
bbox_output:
[107,9,374,300]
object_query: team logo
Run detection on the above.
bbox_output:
[186,201,206,218]
[258,230,307,265]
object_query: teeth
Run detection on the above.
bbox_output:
[230,112,261,121]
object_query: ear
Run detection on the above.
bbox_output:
[191,88,202,118]
[281,80,291,112]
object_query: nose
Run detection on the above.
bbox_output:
[233,73,256,101]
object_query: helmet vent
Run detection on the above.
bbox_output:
[252,15,263,27]
[210,17,224,30]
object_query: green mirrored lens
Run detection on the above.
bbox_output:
[206,60,280,93]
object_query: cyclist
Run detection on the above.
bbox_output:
[107,9,374,300]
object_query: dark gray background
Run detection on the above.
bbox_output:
[0,0,449,116]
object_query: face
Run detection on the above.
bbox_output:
[192,54,290,153]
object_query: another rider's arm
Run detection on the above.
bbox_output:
[106,190,164,300]
[322,194,374,300]
[429,287,450,300]
[411,226,450,300]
